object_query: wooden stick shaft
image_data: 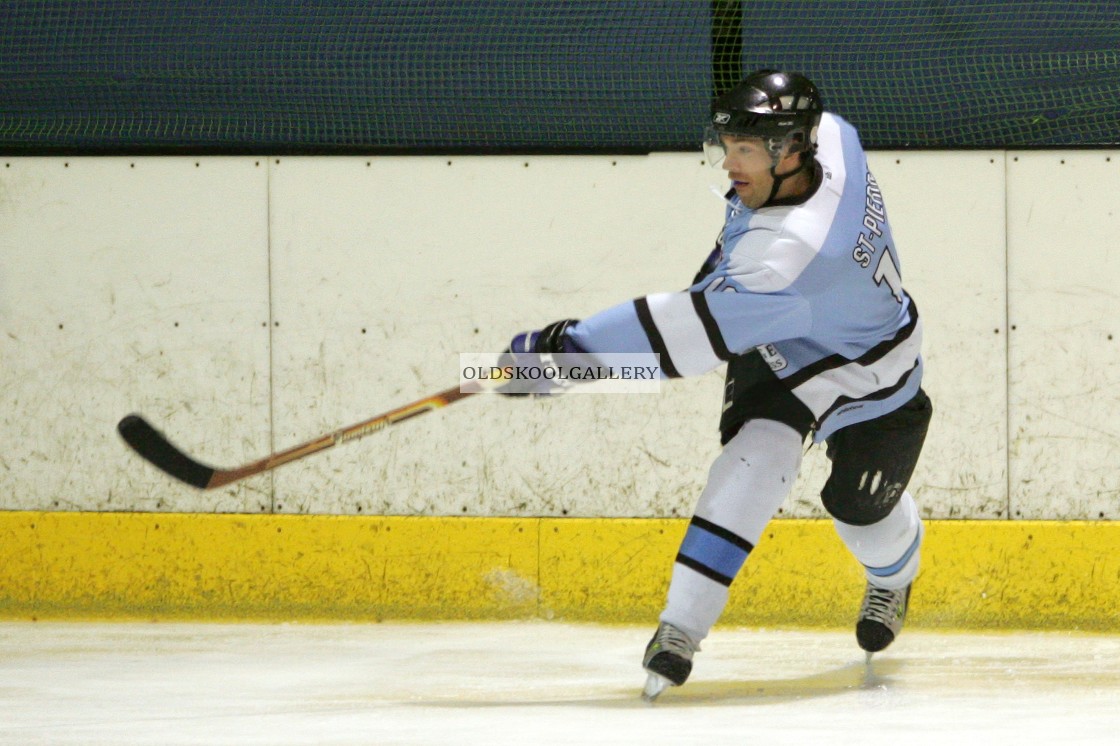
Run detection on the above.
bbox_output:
[206,386,475,488]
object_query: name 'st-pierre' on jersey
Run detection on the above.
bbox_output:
[563,112,923,443]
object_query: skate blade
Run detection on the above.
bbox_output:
[641,672,671,702]
[864,651,874,665]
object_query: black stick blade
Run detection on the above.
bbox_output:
[117,414,216,489]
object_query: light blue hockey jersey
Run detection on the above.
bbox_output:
[565,112,923,442]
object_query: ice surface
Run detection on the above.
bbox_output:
[1,620,1117,745]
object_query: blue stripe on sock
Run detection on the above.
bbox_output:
[866,529,922,579]
[676,521,751,584]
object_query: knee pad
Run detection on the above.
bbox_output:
[820,391,931,526]
[821,468,905,526]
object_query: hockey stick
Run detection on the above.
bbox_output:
[118,385,478,490]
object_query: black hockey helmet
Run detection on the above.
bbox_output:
[706,70,823,161]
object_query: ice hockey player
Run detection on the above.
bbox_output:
[501,69,932,701]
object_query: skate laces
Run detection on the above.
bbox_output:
[647,623,698,662]
[860,585,907,631]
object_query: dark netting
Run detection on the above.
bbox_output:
[1,1,1118,154]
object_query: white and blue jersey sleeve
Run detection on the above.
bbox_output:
[565,112,923,442]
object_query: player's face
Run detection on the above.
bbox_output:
[719,136,777,209]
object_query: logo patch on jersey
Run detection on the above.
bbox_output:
[758,344,787,372]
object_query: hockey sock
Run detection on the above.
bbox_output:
[833,491,923,590]
[660,419,804,642]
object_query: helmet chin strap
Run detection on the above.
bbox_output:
[764,152,811,206]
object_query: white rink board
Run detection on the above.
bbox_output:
[1007,152,1120,519]
[266,154,727,516]
[1,151,1116,519]
[0,157,271,513]
[868,152,1008,518]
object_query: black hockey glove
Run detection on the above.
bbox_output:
[498,319,580,397]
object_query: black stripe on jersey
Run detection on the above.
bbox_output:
[690,293,733,361]
[691,515,755,553]
[633,297,682,378]
[783,298,920,390]
[674,553,735,587]
[816,358,920,424]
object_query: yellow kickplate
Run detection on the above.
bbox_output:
[0,512,1117,630]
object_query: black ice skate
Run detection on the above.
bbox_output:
[641,622,699,702]
[857,581,912,659]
